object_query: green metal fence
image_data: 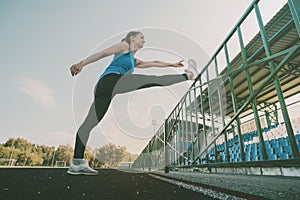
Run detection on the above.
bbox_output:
[132,0,300,172]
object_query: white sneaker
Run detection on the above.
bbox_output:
[67,159,98,175]
[184,59,199,80]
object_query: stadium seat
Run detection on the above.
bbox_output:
[278,137,284,143]
[268,154,277,160]
[270,139,277,145]
[252,156,259,161]
[279,153,289,160]
[266,148,274,155]
[284,146,292,154]
[274,147,283,155]
[296,135,300,144]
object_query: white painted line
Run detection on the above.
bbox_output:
[149,174,247,200]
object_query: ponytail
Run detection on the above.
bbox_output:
[121,31,142,44]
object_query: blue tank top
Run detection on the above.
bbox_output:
[99,50,136,79]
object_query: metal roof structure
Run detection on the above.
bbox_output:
[201,3,300,119]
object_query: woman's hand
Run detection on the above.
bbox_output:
[70,61,84,76]
[171,60,184,67]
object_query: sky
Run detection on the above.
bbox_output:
[0,0,289,154]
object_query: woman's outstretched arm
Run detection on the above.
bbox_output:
[70,42,129,76]
[135,59,184,68]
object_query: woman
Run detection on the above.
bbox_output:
[67,31,197,175]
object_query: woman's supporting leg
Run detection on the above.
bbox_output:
[73,102,98,158]
[73,75,119,158]
[73,95,112,158]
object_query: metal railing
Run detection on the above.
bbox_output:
[132,0,300,172]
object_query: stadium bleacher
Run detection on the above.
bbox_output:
[209,118,300,163]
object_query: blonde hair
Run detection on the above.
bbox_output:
[121,31,142,44]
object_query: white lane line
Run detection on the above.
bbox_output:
[149,174,247,200]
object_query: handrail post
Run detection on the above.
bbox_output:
[237,26,268,160]
[164,119,170,173]
[224,43,246,162]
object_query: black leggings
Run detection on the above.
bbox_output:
[73,73,188,158]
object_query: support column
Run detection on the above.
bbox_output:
[263,103,279,127]
[255,4,300,159]
[224,43,245,162]
[148,142,152,171]
[237,26,267,160]
[214,58,227,163]
[288,0,300,36]
[164,119,170,173]
[199,77,208,163]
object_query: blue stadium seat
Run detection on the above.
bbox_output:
[278,137,284,143]
[278,137,288,147]
[264,143,271,149]
[257,144,261,150]
[270,139,277,145]
[285,136,291,145]
[271,125,277,129]
[253,130,258,137]
[233,137,238,143]
[285,146,292,154]
[296,135,300,144]
[274,147,283,154]
[279,153,289,160]
[251,150,258,156]
[217,145,223,151]
[245,151,251,161]
[221,144,225,150]
[266,148,274,155]
[245,156,251,161]
[268,154,277,160]
[264,140,270,144]
[252,143,258,149]
[220,154,225,161]
[252,156,259,161]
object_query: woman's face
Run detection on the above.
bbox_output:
[132,33,145,48]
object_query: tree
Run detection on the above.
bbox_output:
[39,145,55,166]
[95,143,127,167]
[122,152,138,162]
[55,145,73,166]
[17,150,29,166]
[3,138,36,166]
[0,145,12,165]
[0,137,138,167]
[84,146,99,167]
[26,152,44,166]
[5,138,32,152]
[0,145,11,159]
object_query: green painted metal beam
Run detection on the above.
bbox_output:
[288,0,300,36]
[224,43,246,162]
[164,119,170,173]
[238,26,268,160]
[255,3,300,159]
